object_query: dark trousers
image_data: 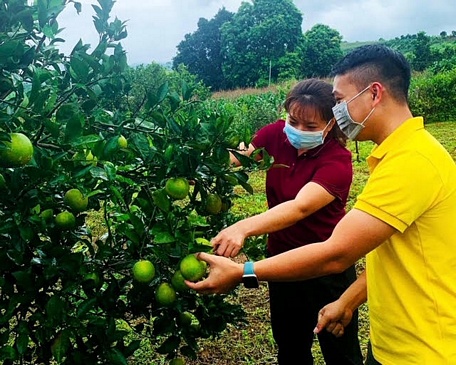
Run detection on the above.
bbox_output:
[365,343,382,365]
[268,268,363,365]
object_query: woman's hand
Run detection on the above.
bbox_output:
[211,223,246,257]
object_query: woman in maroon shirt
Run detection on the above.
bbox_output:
[212,79,362,365]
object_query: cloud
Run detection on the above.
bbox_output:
[56,0,456,65]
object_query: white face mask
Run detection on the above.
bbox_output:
[332,85,375,140]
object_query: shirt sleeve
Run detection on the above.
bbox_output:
[311,150,353,203]
[252,120,284,150]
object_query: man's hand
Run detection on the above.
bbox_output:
[185,252,244,294]
[313,300,354,337]
[211,224,246,257]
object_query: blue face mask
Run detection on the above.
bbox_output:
[283,119,329,150]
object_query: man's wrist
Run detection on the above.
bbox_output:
[242,261,259,288]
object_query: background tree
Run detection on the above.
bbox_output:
[429,42,456,73]
[221,0,303,88]
[173,8,234,91]
[300,24,343,78]
[410,31,433,71]
[124,62,168,115]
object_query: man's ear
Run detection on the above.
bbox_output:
[371,82,384,105]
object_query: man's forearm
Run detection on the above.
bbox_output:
[338,270,367,312]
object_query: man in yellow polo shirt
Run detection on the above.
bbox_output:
[187,45,456,365]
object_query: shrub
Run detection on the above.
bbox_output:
[409,69,456,122]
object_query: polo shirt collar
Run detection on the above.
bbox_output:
[369,117,424,160]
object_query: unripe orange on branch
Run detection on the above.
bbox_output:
[205,193,222,215]
[171,270,189,292]
[64,188,89,213]
[55,211,76,230]
[165,177,189,200]
[118,135,128,148]
[155,282,176,307]
[0,133,34,167]
[132,260,156,283]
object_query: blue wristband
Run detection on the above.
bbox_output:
[244,261,255,275]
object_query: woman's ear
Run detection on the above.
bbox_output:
[325,118,336,137]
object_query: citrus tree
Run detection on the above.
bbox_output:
[0,1,271,364]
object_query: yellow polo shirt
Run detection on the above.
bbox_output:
[354,117,456,364]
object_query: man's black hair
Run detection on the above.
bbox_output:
[330,44,411,102]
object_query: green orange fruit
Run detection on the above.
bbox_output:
[171,270,189,292]
[164,144,174,162]
[55,211,76,230]
[0,133,34,167]
[179,254,207,282]
[83,272,103,289]
[132,260,156,283]
[118,135,128,148]
[155,282,176,307]
[205,193,222,215]
[64,188,89,213]
[177,311,193,327]
[165,177,190,200]
[170,358,185,365]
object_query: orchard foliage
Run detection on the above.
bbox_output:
[0,1,271,364]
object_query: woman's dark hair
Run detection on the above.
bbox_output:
[283,78,347,146]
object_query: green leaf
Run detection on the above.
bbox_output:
[46,295,65,323]
[102,136,120,159]
[110,186,125,206]
[64,116,83,142]
[56,103,77,122]
[123,228,140,245]
[124,339,141,357]
[77,297,97,318]
[128,212,143,233]
[16,333,29,355]
[43,119,60,138]
[0,345,17,361]
[74,2,82,14]
[104,162,117,181]
[70,134,103,147]
[180,345,197,360]
[181,80,193,101]
[157,335,180,354]
[152,188,171,212]
[51,330,70,363]
[107,348,127,365]
[131,133,151,161]
[187,211,209,227]
[70,56,90,82]
[12,270,33,289]
[151,223,175,244]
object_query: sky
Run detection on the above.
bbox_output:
[56,0,456,65]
